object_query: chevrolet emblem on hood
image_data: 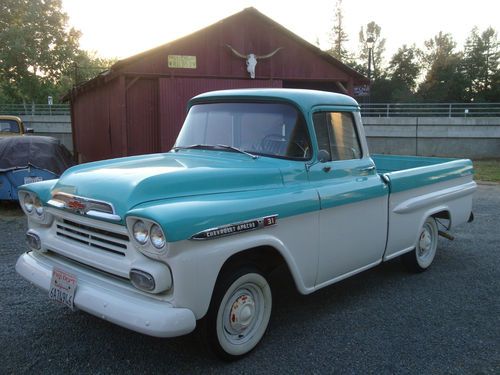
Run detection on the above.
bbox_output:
[48,193,121,221]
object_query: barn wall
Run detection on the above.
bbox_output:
[70,9,368,161]
[158,77,282,151]
[126,78,159,155]
[72,78,126,162]
[120,12,354,83]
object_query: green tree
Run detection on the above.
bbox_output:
[55,51,117,100]
[357,22,386,80]
[328,0,351,62]
[418,32,466,101]
[462,27,499,101]
[0,0,80,104]
[387,44,422,101]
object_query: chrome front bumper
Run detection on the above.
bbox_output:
[16,251,196,338]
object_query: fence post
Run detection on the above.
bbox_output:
[448,104,452,118]
[386,104,390,117]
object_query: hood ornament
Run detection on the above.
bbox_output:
[226,44,283,79]
[48,192,121,221]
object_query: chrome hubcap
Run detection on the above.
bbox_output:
[418,228,432,256]
[229,294,255,332]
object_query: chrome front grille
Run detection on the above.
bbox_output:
[55,218,129,256]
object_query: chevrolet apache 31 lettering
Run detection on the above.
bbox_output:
[16,89,476,360]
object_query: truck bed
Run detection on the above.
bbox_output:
[371,154,474,193]
[371,154,475,261]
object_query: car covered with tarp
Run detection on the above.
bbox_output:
[0,136,74,200]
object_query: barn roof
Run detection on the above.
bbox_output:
[64,7,368,101]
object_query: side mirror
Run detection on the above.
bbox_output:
[317,149,330,163]
[25,128,34,133]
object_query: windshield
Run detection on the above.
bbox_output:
[0,120,20,134]
[175,102,311,160]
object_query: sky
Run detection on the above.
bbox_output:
[62,0,499,61]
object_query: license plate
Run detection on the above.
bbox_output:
[24,176,43,184]
[49,268,77,310]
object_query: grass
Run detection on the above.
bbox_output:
[473,159,500,183]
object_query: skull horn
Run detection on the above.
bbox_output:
[226,44,247,59]
[256,47,283,60]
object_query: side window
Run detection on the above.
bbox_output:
[312,112,362,161]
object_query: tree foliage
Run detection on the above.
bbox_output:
[383,44,422,102]
[0,0,115,104]
[417,32,466,101]
[354,26,498,102]
[322,2,499,102]
[328,0,351,62]
[357,22,386,80]
[462,27,499,101]
[0,0,80,103]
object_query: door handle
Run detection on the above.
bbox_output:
[359,166,375,173]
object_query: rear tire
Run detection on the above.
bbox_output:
[402,217,439,273]
[202,266,272,361]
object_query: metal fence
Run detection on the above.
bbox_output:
[0,103,70,116]
[360,103,500,117]
[1,102,499,118]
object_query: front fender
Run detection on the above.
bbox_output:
[165,212,319,319]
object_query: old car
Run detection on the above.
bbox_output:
[15,89,475,360]
[0,115,33,136]
[0,136,74,200]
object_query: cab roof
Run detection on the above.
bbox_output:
[0,115,23,122]
[190,89,360,113]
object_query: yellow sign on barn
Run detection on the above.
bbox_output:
[168,55,197,69]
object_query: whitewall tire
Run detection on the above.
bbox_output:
[203,266,272,360]
[403,217,439,272]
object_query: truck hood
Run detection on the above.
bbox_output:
[51,151,285,219]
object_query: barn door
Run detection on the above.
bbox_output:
[126,78,159,156]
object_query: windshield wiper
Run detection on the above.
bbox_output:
[173,144,258,159]
[215,144,258,159]
[173,144,212,151]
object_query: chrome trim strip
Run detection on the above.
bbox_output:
[86,210,121,222]
[190,215,278,241]
[47,199,65,208]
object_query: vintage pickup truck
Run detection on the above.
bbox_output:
[16,89,476,360]
[0,115,33,137]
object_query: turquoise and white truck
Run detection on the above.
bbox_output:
[16,89,476,359]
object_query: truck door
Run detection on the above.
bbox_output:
[308,110,388,287]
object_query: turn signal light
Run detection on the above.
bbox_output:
[130,269,155,292]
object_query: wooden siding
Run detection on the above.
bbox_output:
[158,77,282,151]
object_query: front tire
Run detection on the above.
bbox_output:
[402,217,439,272]
[203,266,272,360]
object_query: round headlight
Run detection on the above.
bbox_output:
[23,194,34,213]
[133,220,149,244]
[34,197,44,216]
[150,224,166,249]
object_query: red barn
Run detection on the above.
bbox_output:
[67,7,368,162]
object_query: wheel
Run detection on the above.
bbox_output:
[402,217,439,273]
[202,266,272,360]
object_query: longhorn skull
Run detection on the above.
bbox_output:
[226,44,283,79]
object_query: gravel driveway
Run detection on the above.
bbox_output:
[1,184,499,374]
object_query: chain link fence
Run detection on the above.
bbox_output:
[360,103,500,117]
[1,102,499,118]
[0,104,70,116]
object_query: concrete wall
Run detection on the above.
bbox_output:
[20,115,73,152]
[17,115,500,159]
[363,117,500,159]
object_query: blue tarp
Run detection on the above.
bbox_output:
[0,136,74,200]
